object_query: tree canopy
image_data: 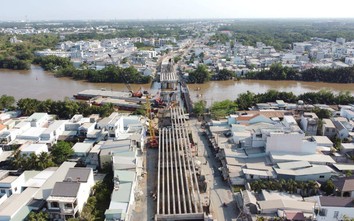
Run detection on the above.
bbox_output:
[188,65,211,83]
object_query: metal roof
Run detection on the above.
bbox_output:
[51,182,80,197]
[64,167,92,183]
[320,196,354,207]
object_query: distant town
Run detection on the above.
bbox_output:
[0,19,354,221]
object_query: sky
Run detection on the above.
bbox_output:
[1,0,354,21]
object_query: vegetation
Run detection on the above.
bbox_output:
[220,20,354,50]
[173,55,182,64]
[0,95,15,110]
[0,34,59,70]
[51,141,74,165]
[236,89,354,110]
[11,151,55,171]
[33,55,72,72]
[188,65,211,83]
[246,63,354,83]
[215,69,235,80]
[210,100,237,119]
[56,65,151,84]
[26,211,49,221]
[80,165,113,220]
[193,100,206,116]
[250,179,320,197]
[321,180,336,195]
[16,98,114,118]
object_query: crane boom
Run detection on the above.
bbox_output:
[108,54,141,97]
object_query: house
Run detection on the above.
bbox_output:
[300,112,319,136]
[47,168,94,221]
[333,120,349,140]
[0,172,25,197]
[105,169,137,221]
[341,108,354,121]
[99,139,132,169]
[274,161,332,182]
[40,120,67,145]
[77,122,96,137]
[71,142,93,162]
[25,113,49,127]
[313,196,354,221]
[20,143,48,156]
[17,127,46,141]
[334,177,354,197]
[322,119,336,138]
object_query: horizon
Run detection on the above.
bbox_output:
[2,0,354,21]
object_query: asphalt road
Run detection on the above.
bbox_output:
[190,118,240,221]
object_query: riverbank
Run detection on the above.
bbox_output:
[1,66,354,103]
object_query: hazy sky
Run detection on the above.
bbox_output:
[1,0,354,21]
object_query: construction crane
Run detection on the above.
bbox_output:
[108,54,143,98]
[145,95,158,148]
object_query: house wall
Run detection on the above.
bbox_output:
[316,206,354,221]
[265,133,316,154]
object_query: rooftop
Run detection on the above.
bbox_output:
[319,196,354,207]
[51,182,80,197]
[334,178,354,192]
[64,167,92,183]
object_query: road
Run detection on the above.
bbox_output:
[189,118,239,221]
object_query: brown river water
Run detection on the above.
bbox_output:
[1,66,354,106]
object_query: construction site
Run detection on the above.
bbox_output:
[146,60,209,221]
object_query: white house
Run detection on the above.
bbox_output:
[25,112,49,127]
[314,196,354,221]
[341,108,354,121]
[40,120,68,145]
[322,119,336,138]
[47,168,94,221]
[20,143,48,156]
[300,112,319,136]
[266,131,317,154]
[0,172,26,197]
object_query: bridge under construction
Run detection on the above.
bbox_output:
[154,63,206,220]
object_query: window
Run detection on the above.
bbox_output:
[333,211,339,219]
[0,189,5,193]
[64,203,73,209]
[51,202,59,208]
[319,175,325,178]
[319,209,327,216]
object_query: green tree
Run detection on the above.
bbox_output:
[210,100,237,119]
[321,180,335,195]
[188,65,211,83]
[236,91,256,110]
[0,95,15,110]
[193,100,206,116]
[51,141,74,165]
[217,69,235,80]
[26,211,49,221]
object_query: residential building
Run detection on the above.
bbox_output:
[322,119,336,138]
[334,177,354,197]
[314,196,354,221]
[47,168,94,221]
[300,112,319,136]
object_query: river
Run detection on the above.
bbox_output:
[1,66,354,106]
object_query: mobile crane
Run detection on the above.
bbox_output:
[145,94,158,148]
[108,54,143,98]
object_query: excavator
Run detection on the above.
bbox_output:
[108,54,143,98]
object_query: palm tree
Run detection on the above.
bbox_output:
[37,152,54,170]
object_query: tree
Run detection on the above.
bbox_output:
[26,211,49,221]
[188,65,211,83]
[236,91,256,110]
[210,100,237,119]
[321,180,335,195]
[193,100,206,116]
[51,141,74,165]
[217,69,235,80]
[0,95,15,110]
